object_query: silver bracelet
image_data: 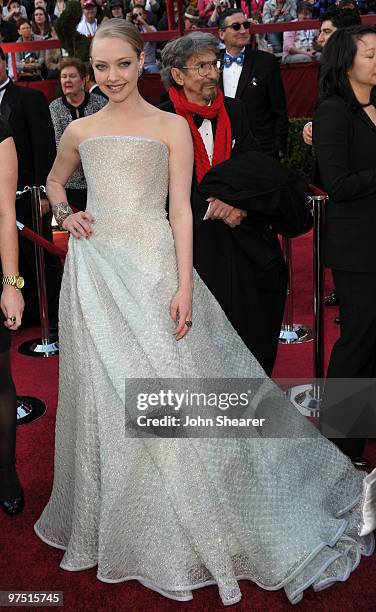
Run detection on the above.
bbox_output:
[51,201,73,230]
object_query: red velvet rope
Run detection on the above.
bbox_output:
[309,184,328,197]
[17,223,67,259]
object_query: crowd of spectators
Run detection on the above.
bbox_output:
[0,0,375,79]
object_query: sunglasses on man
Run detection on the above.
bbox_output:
[221,21,251,31]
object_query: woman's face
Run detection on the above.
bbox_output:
[111,5,124,18]
[91,37,144,102]
[34,9,46,23]
[60,66,84,97]
[348,34,376,91]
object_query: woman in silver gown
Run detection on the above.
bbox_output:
[34,19,376,606]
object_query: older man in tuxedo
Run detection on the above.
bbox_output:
[0,46,61,328]
[218,8,289,160]
[160,32,287,375]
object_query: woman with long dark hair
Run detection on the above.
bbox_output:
[313,25,376,465]
[0,116,25,516]
[31,6,52,39]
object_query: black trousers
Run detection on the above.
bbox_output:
[321,268,376,457]
[195,252,287,377]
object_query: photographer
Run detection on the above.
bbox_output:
[131,4,159,72]
[198,0,217,22]
[263,0,296,53]
[208,0,232,27]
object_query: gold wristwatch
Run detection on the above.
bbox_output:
[2,275,25,290]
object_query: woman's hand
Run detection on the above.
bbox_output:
[170,287,193,341]
[1,286,24,330]
[62,211,95,239]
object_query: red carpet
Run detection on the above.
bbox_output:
[1,230,375,612]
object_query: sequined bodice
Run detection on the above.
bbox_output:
[78,136,169,220]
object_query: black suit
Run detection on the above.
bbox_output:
[1,81,62,326]
[219,46,289,158]
[161,96,287,374]
[314,96,376,457]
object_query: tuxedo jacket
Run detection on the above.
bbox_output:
[0,81,56,196]
[219,46,289,158]
[160,95,284,271]
[160,96,261,225]
[313,96,376,273]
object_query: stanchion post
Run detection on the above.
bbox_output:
[311,195,327,381]
[31,186,50,349]
[288,194,328,414]
[279,236,313,344]
[17,186,59,357]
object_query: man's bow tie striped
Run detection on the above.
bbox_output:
[223,52,244,68]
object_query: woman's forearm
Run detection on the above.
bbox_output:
[0,137,19,276]
[46,175,69,205]
[0,216,19,276]
[169,207,193,291]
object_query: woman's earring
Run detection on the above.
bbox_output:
[138,67,143,77]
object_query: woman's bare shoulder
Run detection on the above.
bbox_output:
[158,110,191,145]
[64,113,105,145]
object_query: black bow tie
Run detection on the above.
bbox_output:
[193,114,206,128]
[193,114,216,129]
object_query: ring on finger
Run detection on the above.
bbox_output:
[7,316,16,324]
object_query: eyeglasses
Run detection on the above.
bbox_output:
[221,21,251,31]
[179,59,223,77]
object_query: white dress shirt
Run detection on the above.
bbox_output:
[222,47,245,99]
[76,18,98,37]
[0,78,10,108]
[198,119,214,220]
[198,118,214,165]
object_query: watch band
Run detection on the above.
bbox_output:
[2,275,25,290]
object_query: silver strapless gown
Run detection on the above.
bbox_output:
[34,136,374,605]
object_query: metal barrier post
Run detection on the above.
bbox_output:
[279,236,313,344]
[17,186,59,357]
[16,396,46,425]
[288,194,328,413]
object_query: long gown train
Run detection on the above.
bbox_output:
[34,136,375,605]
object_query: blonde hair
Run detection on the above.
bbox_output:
[90,18,144,58]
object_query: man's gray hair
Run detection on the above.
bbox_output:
[160,32,220,90]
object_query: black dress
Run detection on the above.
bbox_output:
[0,117,13,353]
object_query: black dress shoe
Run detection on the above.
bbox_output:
[350,456,370,469]
[325,291,339,307]
[0,489,24,516]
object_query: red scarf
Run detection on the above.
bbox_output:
[169,87,232,184]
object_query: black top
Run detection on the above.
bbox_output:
[313,96,376,273]
[0,80,56,196]
[62,92,92,120]
[0,116,12,144]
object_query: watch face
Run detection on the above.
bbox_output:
[16,277,25,289]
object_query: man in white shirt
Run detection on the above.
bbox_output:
[76,0,98,38]
[218,8,289,159]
